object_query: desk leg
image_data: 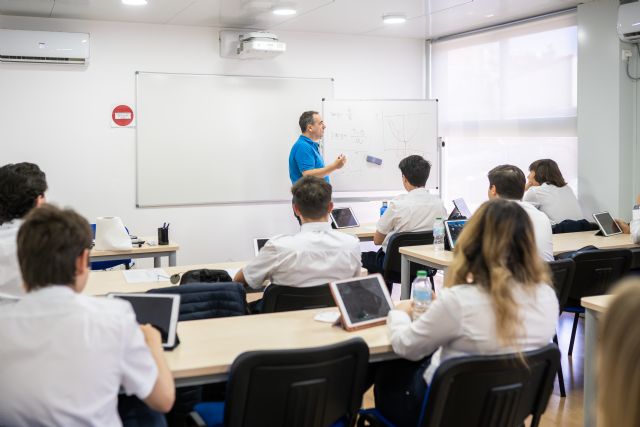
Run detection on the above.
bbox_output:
[154,256,161,268]
[169,252,177,267]
[584,308,597,427]
[400,255,410,300]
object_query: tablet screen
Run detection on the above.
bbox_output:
[108,294,179,346]
[254,238,270,255]
[334,276,392,325]
[444,220,468,249]
[331,208,359,228]
[593,212,622,235]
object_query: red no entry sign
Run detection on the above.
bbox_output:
[112,105,134,127]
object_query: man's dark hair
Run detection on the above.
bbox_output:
[291,176,332,219]
[398,155,431,187]
[488,165,526,200]
[0,162,48,224]
[529,159,567,187]
[17,204,92,292]
[299,111,319,133]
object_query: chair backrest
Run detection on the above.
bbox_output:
[551,219,599,234]
[547,258,576,311]
[568,248,632,300]
[419,344,560,427]
[223,338,369,427]
[382,230,434,283]
[260,284,335,313]
[147,282,247,321]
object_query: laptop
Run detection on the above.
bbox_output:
[107,293,181,349]
[444,219,468,250]
[330,207,360,229]
[253,238,270,256]
[329,274,394,331]
[592,212,623,236]
[448,198,472,220]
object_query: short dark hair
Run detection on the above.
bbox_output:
[529,159,567,187]
[398,155,431,187]
[488,165,526,200]
[291,176,332,219]
[0,162,48,224]
[299,111,318,133]
[17,204,92,292]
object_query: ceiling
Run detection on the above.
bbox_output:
[0,0,587,39]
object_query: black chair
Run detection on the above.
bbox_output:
[147,282,247,425]
[547,258,576,398]
[188,338,370,427]
[147,282,248,321]
[563,248,632,356]
[358,344,560,427]
[382,231,435,290]
[260,284,335,313]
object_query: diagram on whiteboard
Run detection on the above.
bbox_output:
[323,100,439,193]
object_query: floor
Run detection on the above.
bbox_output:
[362,312,585,427]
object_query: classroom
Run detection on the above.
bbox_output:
[1,0,640,426]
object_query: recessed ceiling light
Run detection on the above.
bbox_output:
[272,6,297,16]
[122,0,148,5]
[382,14,407,24]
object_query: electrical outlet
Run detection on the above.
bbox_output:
[622,49,633,62]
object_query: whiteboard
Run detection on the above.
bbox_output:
[323,100,439,193]
[136,72,333,207]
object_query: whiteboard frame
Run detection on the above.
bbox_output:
[134,71,334,207]
[322,98,441,199]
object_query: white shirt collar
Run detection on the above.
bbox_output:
[27,285,76,299]
[300,221,333,233]
[406,187,429,197]
[0,219,22,230]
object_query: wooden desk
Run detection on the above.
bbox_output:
[398,231,638,299]
[581,295,613,427]
[340,224,377,241]
[166,307,394,387]
[90,241,180,267]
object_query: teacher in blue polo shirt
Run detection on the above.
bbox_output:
[288,111,346,183]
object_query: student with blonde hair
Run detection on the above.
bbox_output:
[598,278,640,427]
[373,199,559,426]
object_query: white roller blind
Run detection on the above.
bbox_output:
[431,13,578,211]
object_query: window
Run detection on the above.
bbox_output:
[431,13,577,211]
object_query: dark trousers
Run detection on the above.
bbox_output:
[118,395,167,427]
[362,248,385,275]
[373,357,432,427]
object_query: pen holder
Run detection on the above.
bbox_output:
[158,228,169,246]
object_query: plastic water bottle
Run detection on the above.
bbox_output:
[380,201,388,217]
[433,217,445,252]
[412,270,433,320]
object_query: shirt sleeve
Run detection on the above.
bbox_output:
[631,215,640,244]
[243,241,280,288]
[376,202,397,235]
[523,188,538,204]
[119,306,158,399]
[293,143,317,173]
[387,289,462,361]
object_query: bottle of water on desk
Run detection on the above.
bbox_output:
[433,217,445,252]
[412,270,432,321]
[380,201,388,217]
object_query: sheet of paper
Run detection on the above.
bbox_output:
[226,268,240,280]
[122,268,169,284]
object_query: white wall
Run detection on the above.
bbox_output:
[577,0,639,219]
[0,15,425,265]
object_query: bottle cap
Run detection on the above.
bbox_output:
[417,270,427,277]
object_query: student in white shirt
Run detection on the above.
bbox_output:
[373,199,559,426]
[615,194,640,245]
[234,176,361,290]
[523,159,585,225]
[0,204,175,427]
[0,162,47,301]
[362,155,446,274]
[488,164,554,261]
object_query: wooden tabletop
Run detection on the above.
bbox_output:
[581,295,614,313]
[165,307,393,382]
[340,223,377,240]
[90,241,180,257]
[399,231,638,267]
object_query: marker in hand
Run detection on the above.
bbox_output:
[334,154,347,170]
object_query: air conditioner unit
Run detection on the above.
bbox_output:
[618,2,640,43]
[0,29,90,64]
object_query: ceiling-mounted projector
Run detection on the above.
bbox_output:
[236,31,286,59]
